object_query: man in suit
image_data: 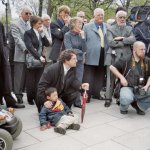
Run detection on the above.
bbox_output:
[42,14,53,67]
[37,50,89,113]
[11,6,32,103]
[83,8,108,102]
[0,21,25,108]
[104,10,136,107]
[50,5,70,62]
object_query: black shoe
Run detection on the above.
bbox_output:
[74,104,82,108]
[28,101,35,105]
[13,103,25,108]
[104,99,112,107]
[54,127,66,135]
[68,124,80,130]
[120,110,128,114]
[17,98,23,104]
[131,101,145,115]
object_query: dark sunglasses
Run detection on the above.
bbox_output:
[25,12,32,15]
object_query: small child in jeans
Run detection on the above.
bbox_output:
[39,87,80,134]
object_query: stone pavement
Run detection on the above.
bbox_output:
[13,96,150,150]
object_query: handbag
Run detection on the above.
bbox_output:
[26,53,43,69]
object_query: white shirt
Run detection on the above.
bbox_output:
[63,64,70,76]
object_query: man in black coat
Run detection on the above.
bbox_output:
[0,22,25,108]
[37,49,89,112]
[50,5,70,62]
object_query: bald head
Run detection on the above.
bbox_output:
[133,41,146,60]
[133,41,145,50]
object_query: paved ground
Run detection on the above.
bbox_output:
[13,94,150,150]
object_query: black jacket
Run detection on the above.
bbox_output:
[37,61,81,109]
[50,19,69,61]
[0,22,12,94]
[24,28,50,60]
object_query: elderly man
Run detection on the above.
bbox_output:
[50,5,70,62]
[110,41,150,115]
[104,10,136,107]
[83,8,108,102]
[37,50,89,112]
[42,14,53,67]
[11,6,32,103]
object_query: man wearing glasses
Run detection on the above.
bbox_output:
[104,10,136,107]
[11,6,32,104]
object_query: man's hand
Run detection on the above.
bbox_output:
[114,36,124,41]
[120,77,128,86]
[81,83,89,90]
[40,56,46,63]
[44,101,53,109]
[142,85,149,92]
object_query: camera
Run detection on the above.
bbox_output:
[135,77,146,96]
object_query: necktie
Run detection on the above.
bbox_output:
[98,26,104,48]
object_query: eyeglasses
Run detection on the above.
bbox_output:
[25,12,32,16]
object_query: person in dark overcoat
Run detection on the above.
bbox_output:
[0,21,25,108]
[37,50,89,113]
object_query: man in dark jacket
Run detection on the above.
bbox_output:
[50,5,70,62]
[37,49,89,112]
[0,21,25,108]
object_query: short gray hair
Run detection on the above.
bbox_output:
[69,17,82,30]
[77,11,85,17]
[42,14,50,20]
[94,8,104,16]
[116,10,127,18]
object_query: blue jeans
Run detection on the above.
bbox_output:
[120,87,150,111]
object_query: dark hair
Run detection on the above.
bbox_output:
[59,49,77,63]
[30,15,42,28]
[115,6,127,14]
[45,87,57,96]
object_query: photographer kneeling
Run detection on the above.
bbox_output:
[110,41,150,115]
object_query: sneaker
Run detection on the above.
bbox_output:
[54,127,66,135]
[68,124,80,130]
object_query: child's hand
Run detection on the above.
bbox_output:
[44,101,53,109]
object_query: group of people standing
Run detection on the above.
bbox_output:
[1,4,150,131]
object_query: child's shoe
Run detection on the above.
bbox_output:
[68,124,80,130]
[54,127,66,135]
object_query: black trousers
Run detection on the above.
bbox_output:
[26,68,43,105]
[83,48,106,98]
[61,89,78,109]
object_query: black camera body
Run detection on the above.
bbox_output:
[134,77,146,96]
